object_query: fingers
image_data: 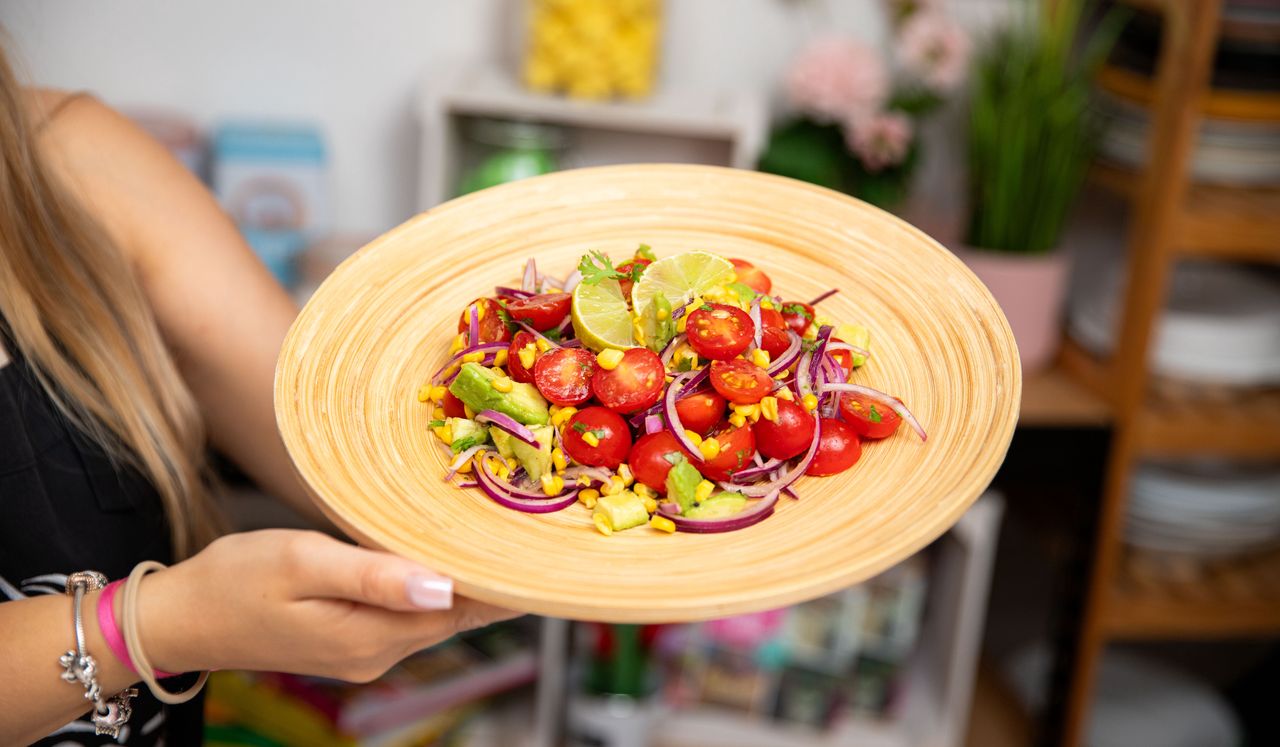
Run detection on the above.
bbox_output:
[284,532,454,612]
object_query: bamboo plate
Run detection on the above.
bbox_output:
[275,164,1020,622]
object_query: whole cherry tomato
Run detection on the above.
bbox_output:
[687,424,756,481]
[628,431,685,494]
[674,390,727,436]
[753,399,816,460]
[805,418,861,476]
[562,407,632,469]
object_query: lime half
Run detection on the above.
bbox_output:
[631,251,735,321]
[572,278,635,351]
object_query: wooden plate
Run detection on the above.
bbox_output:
[275,164,1020,622]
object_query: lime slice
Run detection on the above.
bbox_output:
[572,278,635,351]
[631,251,736,321]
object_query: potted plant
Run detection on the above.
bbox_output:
[958,1,1124,373]
[758,3,970,210]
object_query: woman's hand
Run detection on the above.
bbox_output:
[137,530,517,682]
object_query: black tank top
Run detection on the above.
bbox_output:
[0,319,204,746]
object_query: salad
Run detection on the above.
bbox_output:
[418,246,925,536]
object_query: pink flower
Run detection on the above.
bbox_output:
[897,11,971,92]
[786,36,889,123]
[845,111,914,172]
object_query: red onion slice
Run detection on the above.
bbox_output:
[522,258,537,293]
[474,410,540,446]
[430,342,509,384]
[730,457,785,482]
[766,331,803,375]
[678,367,710,396]
[562,465,614,485]
[467,303,480,346]
[659,333,686,367]
[808,325,833,386]
[562,270,583,294]
[663,371,703,455]
[796,350,814,397]
[476,459,578,513]
[495,286,534,299]
[748,297,762,351]
[553,315,573,338]
[809,288,839,306]
[727,416,821,497]
[657,491,781,533]
[445,444,493,480]
[644,414,665,435]
[826,341,871,362]
[818,382,928,441]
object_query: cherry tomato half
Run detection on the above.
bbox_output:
[457,298,512,344]
[506,330,540,384]
[687,424,756,481]
[838,392,903,440]
[730,258,772,295]
[615,258,651,300]
[709,358,773,405]
[760,326,792,359]
[592,348,665,414]
[753,399,816,460]
[442,389,467,418]
[780,301,816,337]
[562,407,632,469]
[806,418,861,476]
[504,292,571,332]
[533,347,598,406]
[628,431,685,494]
[675,390,727,436]
[686,303,754,361]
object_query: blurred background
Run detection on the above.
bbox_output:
[5,0,1279,745]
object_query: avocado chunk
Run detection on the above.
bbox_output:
[685,492,748,519]
[447,417,489,453]
[448,362,549,425]
[664,456,704,515]
[593,491,650,533]
[836,324,871,368]
[490,425,554,482]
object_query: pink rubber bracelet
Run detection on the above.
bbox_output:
[98,579,177,679]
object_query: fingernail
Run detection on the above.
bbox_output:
[406,573,453,610]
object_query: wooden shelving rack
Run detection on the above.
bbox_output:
[1058,0,1280,744]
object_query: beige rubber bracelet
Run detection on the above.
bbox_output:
[120,561,209,705]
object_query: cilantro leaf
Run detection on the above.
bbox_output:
[542,326,562,341]
[635,244,656,262]
[869,404,883,423]
[676,356,693,372]
[429,419,445,428]
[782,303,813,320]
[577,251,627,286]
[572,421,588,433]
[450,435,483,453]
[699,304,713,312]
[629,261,646,284]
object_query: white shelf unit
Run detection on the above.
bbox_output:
[415,65,769,209]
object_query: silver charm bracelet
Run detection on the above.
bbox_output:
[59,571,138,738]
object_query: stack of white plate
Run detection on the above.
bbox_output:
[1068,254,1280,387]
[1126,462,1280,559]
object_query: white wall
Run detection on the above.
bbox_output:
[1,0,1011,235]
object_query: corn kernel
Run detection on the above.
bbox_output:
[552,448,568,472]
[475,303,486,320]
[760,396,779,422]
[600,475,625,495]
[430,385,448,403]
[776,388,795,402]
[579,488,600,509]
[491,377,514,393]
[735,403,760,420]
[594,514,613,536]
[695,480,715,503]
[802,393,819,412]
[760,298,774,311]
[535,338,552,353]
[577,475,592,486]
[642,496,658,513]
[505,457,520,471]
[665,375,674,384]
[493,349,509,367]
[656,307,670,321]
[455,457,473,474]
[676,316,688,333]
[650,515,677,533]
[684,430,703,447]
[597,348,625,371]
[698,437,721,460]
[728,412,747,428]
[582,431,600,447]
[549,404,563,415]
[518,344,537,370]
[497,465,511,480]
[540,473,564,497]
[417,385,432,403]
[551,407,577,427]
[750,348,771,369]
[449,333,466,354]
[491,367,506,378]
[462,351,485,364]
[617,463,634,487]
[632,317,647,345]
[433,425,453,443]
[464,405,475,419]
[633,483,656,499]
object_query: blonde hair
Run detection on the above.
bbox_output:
[0,49,220,558]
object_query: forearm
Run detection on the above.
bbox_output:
[0,592,140,744]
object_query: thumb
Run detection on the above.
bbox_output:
[292,534,454,612]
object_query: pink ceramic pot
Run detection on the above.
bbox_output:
[954,246,1070,375]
